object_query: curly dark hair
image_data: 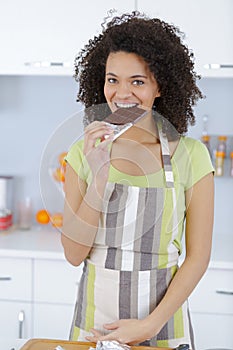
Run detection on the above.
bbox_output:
[74,11,203,134]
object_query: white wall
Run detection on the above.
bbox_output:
[190,78,233,236]
[0,76,232,234]
[0,76,83,223]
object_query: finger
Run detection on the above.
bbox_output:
[85,328,103,343]
[85,121,109,132]
[85,336,98,343]
[98,333,116,341]
[97,134,114,150]
[103,322,119,330]
[85,123,113,139]
[84,127,113,153]
[89,328,103,337]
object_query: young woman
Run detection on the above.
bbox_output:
[61,12,214,349]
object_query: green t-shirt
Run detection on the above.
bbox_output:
[65,136,214,257]
[65,136,214,190]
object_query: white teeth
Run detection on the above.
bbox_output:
[116,103,137,108]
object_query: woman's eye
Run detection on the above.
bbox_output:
[132,80,144,86]
[107,78,117,84]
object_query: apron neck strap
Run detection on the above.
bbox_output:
[157,121,174,188]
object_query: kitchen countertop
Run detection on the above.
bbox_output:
[0,226,64,260]
[210,232,233,269]
[0,338,27,350]
[0,226,233,268]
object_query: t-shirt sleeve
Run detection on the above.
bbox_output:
[185,139,215,190]
[65,139,86,180]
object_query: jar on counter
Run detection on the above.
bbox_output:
[230,152,233,177]
[215,151,225,176]
[201,134,211,157]
[0,209,13,231]
[217,135,227,156]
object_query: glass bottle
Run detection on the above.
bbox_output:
[215,151,225,176]
[201,135,211,157]
[217,135,227,155]
[230,152,233,177]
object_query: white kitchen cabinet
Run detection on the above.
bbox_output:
[191,313,233,349]
[0,257,32,339]
[0,301,32,339]
[189,267,233,349]
[137,0,233,78]
[0,0,135,76]
[33,303,74,339]
[33,259,81,304]
[0,257,32,301]
[0,252,83,339]
[33,258,82,339]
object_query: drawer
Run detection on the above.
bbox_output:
[0,300,32,339]
[189,267,233,314]
[190,312,233,349]
[33,303,74,339]
[0,257,32,301]
[34,259,83,304]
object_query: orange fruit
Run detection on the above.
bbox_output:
[53,167,65,182]
[36,209,50,224]
[50,213,63,228]
[58,152,67,168]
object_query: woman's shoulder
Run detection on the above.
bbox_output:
[180,135,204,148]
[65,138,85,168]
[178,136,210,158]
[176,136,214,189]
[68,138,84,153]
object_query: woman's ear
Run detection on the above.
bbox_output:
[156,85,161,98]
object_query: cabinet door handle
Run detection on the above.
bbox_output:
[216,290,233,295]
[18,310,25,339]
[0,276,12,281]
[174,345,189,350]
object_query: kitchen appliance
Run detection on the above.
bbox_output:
[0,175,14,230]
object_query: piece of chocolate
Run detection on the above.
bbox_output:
[104,106,148,125]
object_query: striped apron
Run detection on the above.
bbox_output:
[70,123,195,349]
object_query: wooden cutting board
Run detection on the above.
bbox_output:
[19,339,171,350]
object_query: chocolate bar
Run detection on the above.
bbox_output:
[104,106,148,125]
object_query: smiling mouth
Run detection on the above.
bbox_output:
[115,103,138,109]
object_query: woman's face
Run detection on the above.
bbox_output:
[104,51,160,112]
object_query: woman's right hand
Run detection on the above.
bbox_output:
[83,121,114,183]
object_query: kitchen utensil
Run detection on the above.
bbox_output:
[0,175,13,209]
[18,197,33,230]
[0,175,14,230]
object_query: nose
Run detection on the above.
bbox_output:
[115,82,132,99]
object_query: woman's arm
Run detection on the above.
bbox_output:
[61,122,114,266]
[86,172,214,344]
[61,163,107,266]
[144,172,214,334]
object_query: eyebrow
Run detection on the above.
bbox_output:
[106,72,148,79]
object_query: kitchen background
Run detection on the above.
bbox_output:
[0,76,233,235]
[0,0,233,349]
